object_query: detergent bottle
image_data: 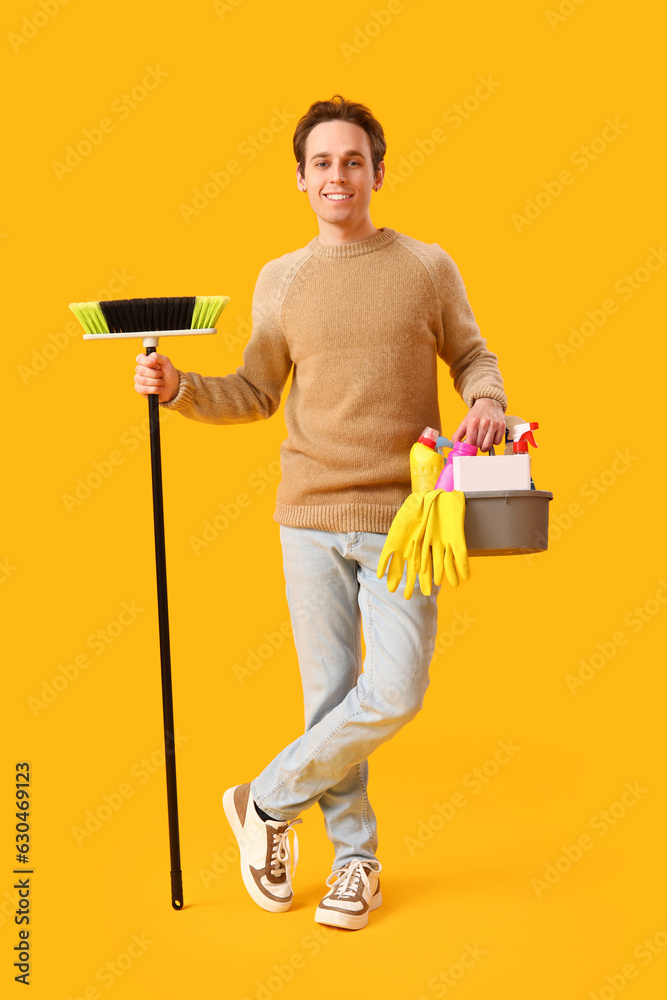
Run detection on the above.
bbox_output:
[435,441,478,492]
[410,427,444,493]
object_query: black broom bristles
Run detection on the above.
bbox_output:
[69,295,230,334]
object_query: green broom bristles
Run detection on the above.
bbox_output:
[191,295,231,330]
[191,295,230,331]
[69,295,231,334]
[70,301,110,335]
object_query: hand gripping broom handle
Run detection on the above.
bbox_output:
[146,344,184,910]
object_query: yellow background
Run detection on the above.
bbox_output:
[2,0,665,997]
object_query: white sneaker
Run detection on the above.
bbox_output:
[222,783,302,913]
[314,859,382,930]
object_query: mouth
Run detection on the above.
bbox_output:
[323,192,353,201]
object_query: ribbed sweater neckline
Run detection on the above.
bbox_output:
[310,227,398,259]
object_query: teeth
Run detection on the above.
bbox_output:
[325,193,351,200]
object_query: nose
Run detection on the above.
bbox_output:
[330,160,347,183]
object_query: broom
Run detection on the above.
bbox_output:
[69,295,230,909]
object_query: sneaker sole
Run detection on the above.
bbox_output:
[314,890,383,930]
[222,787,293,914]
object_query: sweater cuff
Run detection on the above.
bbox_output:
[159,370,194,413]
[466,386,508,412]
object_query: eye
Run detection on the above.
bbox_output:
[314,159,362,167]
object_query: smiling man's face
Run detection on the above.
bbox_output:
[297,119,384,237]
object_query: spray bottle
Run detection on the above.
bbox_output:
[410,427,444,493]
[504,418,539,489]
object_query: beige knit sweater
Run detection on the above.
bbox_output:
[161,227,507,533]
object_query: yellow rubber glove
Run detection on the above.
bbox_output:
[415,489,441,596]
[377,432,444,599]
[377,491,439,599]
[419,490,470,590]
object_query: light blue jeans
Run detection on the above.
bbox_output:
[250,525,441,870]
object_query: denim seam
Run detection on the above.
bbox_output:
[256,708,366,803]
[353,569,374,851]
[353,574,375,852]
[358,574,376,710]
[355,763,375,850]
[353,567,361,681]
[349,531,362,550]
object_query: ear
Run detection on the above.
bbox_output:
[296,163,307,192]
[373,161,386,192]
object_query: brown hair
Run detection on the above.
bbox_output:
[293,94,387,176]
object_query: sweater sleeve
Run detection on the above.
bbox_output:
[159,261,293,424]
[427,246,508,412]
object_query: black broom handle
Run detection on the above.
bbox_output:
[147,345,184,910]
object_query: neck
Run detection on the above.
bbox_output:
[316,216,380,245]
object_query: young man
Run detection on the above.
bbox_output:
[134,95,507,930]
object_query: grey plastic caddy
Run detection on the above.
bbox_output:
[463,489,553,556]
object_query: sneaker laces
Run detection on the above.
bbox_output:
[268,818,303,880]
[326,859,382,899]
